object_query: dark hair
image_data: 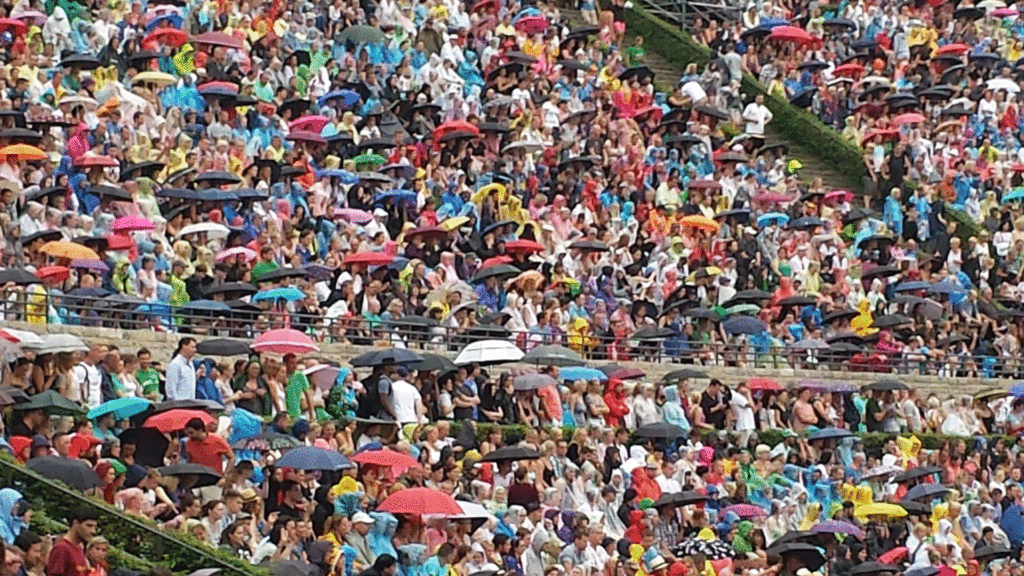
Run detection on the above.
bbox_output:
[201,500,222,517]
[184,418,206,432]
[67,506,99,525]
[172,337,196,358]
[14,531,41,551]
[437,543,455,558]
[373,554,397,571]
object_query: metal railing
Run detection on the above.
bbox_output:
[1,289,1015,381]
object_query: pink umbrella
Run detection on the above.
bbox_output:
[722,504,767,518]
[893,112,926,125]
[215,246,257,262]
[11,10,46,25]
[993,7,1016,16]
[755,191,792,204]
[110,215,154,232]
[333,208,373,224]
[251,329,320,355]
[513,15,548,34]
[287,130,327,145]
[825,189,853,203]
[289,115,330,133]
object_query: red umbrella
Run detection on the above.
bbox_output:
[893,112,926,125]
[144,409,214,433]
[633,105,663,123]
[605,366,646,380]
[0,18,28,35]
[832,62,864,77]
[877,547,907,564]
[755,191,793,204]
[193,31,244,49]
[470,0,498,13]
[504,239,544,253]
[687,179,721,190]
[769,25,813,43]
[860,128,900,146]
[36,266,69,281]
[289,115,330,133]
[480,255,513,268]
[825,189,853,203]
[513,15,548,34]
[106,235,134,251]
[251,328,320,355]
[935,43,969,55]
[75,154,118,168]
[351,448,420,471]
[434,120,480,141]
[747,377,782,391]
[1013,163,1024,172]
[722,504,767,518]
[143,28,188,48]
[378,487,462,515]
[286,130,328,145]
[343,252,395,266]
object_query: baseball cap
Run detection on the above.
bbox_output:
[352,512,375,524]
[30,434,50,449]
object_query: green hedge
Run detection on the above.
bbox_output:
[0,456,264,576]
[624,5,866,189]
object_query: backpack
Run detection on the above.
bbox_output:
[356,375,391,418]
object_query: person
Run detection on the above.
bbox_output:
[388,367,425,426]
[165,338,197,401]
[45,507,97,576]
[71,346,105,409]
[283,354,315,422]
[182,418,233,475]
[741,93,773,148]
[345,512,375,571]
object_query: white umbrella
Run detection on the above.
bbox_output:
[0,329,43,362]
[502,141,545,153]
[304,364,340,390]
[58,95,99,110]
[861,75,892,87]
[32,333,89,354]
[175,222,230,239]
[979,0,1006,8]
[454,339,524,365]
[987,77,1020,93]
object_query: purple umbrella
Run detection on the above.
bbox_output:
[812,520,865,539]
[70,259,110,272]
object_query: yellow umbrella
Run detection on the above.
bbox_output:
[854,503,907,519]
[133,71,177,87]
[0,144,46,161]
[471,183,507,204]
[440,216,470,232]
[39,241,100,261]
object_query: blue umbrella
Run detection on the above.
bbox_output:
[145,13,183,32]
[136,302,171,316]
[893,280,930,292]
[806,427,854,441]
[87,397,152,420]
[789,216,824,229]
[1011,383,1024,398]
[757,212,790,227]
[318,89,361,108]
[757,17,789,28]
[199,188,239,202]
[1003,187,1024,204]
[180,300,232,313]
[276,446,354,470]
[558,366,607,381]
[723,316,767,335]
[317,168,360,184]
[374,189,417,204]
[252,286,305,302]
[929,280,966,295]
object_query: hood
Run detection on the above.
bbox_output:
[664,384,680,403]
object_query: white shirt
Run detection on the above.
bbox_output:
[680,80,706,103]
[542,101,561,129]
[656,474,682,494]
[389,378,422,424]
[742,102,773,136]
[165,354,196,401]
[72,362,102,408]
[731,392,755,431]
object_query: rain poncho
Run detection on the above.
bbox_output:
[0,488,26,545]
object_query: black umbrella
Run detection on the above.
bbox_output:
[158,463,223,488]
[263,560,316,576]
[196,338,251,356]
[694,104,729,120]
[350,349,425,367]
[522,344,585,366]
[0,386,30,404]
[773,531,819,545]
[90,185,131,201]
[899,500,932,516]
[119,427,169,467]
[60,53,101,69]
[723,316,767,335]
[765,543,825,571]
[675,490,709,505]
[632,326,676,340]
[27,456,103,490]
[936,334,970,347]
[0,268,40,285]
[277,98,311,118]
[871,314,912,328]
[568,239,610,251]
[862,265,900,279]
[256,267,309,283]
[779,295,817,307]
[193,170,242,186]
[618,66,654,82]
[232,430,302,451]
[408,353,457,373]
[905,483,950,501]
[682,307,721,321]
[151,399,223,413]
[471,264,520,283]
[823,309,858,324]
[661,368,708,382]
[863,379,908,392]
[850,563,897,576]
[480,446,543,462]
[974,546,1012,562]
[733,289,773,301]
[892,465,942,483]
[203,282,258,297]
[633,422,687,439]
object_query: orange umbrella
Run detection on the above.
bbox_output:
[0,144,46,161]
[39,241,100,261]
[680,214,721,233]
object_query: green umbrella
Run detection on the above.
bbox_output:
[726,303,761,316]
[17,390,85,416]
[352,152,386,166]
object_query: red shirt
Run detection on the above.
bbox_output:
[185,433,231,473]
[46,538,87,576]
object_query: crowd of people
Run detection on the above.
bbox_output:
[1,332,1024,576]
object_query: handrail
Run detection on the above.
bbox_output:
[0,456,264,576]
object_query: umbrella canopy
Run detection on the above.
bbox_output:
[143,409,215,432]
[854,503,908,518]
[765,543,826,570]
[252,286,306,303]
[196,338,251,356]
[111,215,154,233]
[455,340,524,365]
[276,446,354,470]
[892,465,942,484]
[521,344,585,366]
[904,483,950,501]
[513,373,559,391]
[811,520,865,539]
[633,422,688,439]
[232,430,302,451]
[158,463,223,487]
[722,504,767,518]
[40,241,100,260]
[378,487,462,515]
[724,316,768,335]
[17,390,85,416]
[559,366,607,381]
[87,397,152,420]
[407,353,458,373]
[251,329,319,355]
[350,349,425,367]
[863,379,908,392]
[27,456,102,490]
[849,563,897,576]
[351,448,420,471]
[118,428,169,468]
[481,446,543,462]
